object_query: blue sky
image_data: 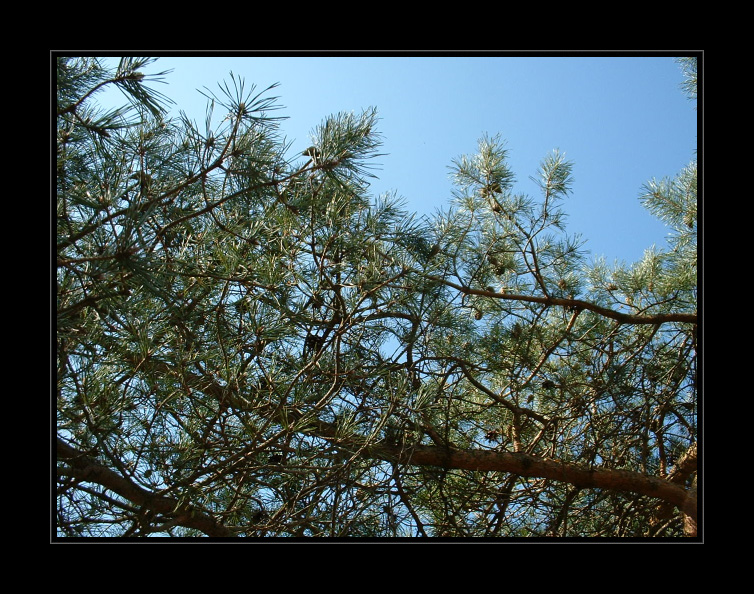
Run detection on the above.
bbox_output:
[99,54,698,264]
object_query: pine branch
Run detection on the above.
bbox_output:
[370,443,697,523]
[426,274,697,325]
[56,438,235,537]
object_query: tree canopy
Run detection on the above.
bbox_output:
[55,56,699,538]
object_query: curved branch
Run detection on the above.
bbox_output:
[653,442,698,534]
[56,438,234,537]
[371,443,697,523]
[427,275,697,325]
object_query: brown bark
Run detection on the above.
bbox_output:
[56,438,234,537]
[373,443,697,523]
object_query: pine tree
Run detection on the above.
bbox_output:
[56,56,698,538]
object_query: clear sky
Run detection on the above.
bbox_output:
[96,53,698,265]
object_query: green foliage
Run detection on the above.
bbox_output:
[56,57,698,538]
[676,57,698,106]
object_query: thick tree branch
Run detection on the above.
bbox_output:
[56,438,234,537]
[653,442,699,535]
[370,443,697,523]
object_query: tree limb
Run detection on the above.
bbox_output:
[427,275,697,325]
[56,437,235,537]
[370,443,697,523]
